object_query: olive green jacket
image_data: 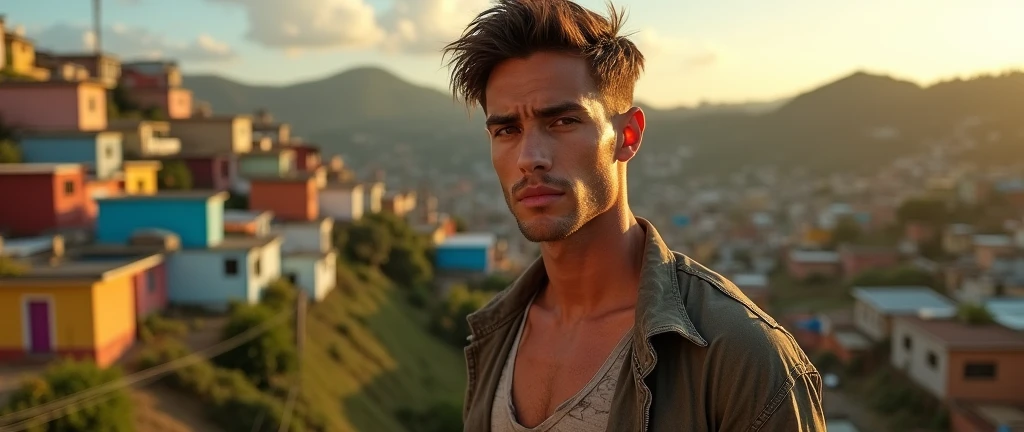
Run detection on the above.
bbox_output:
[462,218,826,431]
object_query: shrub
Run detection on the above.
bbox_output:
[214,304,296,389]
[0,360,133,432]
[139,314,189,342]
[262,279,298,312]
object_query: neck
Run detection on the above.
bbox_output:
[537,203,645,322]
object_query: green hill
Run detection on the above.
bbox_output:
[301,266,466,432]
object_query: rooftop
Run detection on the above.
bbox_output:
[0,252,163,281]
[732,273,769,288]
[439,233,497,248]
[789,249,841,263]
[224,210,273,224]
[973,234,1013,248]
[272,217,333,227]
[96,190,229,202]
[0,163,82,175]
[283,250,336,259]
[898,316,1024,351]
[0,79,106,90]
[207,235,282,251]
[17,129,121,139]
[249,171,321,183]
[852,287,957,316]
[985,298,1024,331]
[170,115,250,123]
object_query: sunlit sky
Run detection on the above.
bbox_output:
[4,0,1023,108]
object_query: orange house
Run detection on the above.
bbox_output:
[249,173,320,222]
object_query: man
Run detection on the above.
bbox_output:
[443,1,826,431]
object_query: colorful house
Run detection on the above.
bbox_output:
[224,210,273,237]
[435,233,498,275]
[365,181,386,214]
[84,176,124,221]
[237,149,296,179]
[891,316,1024,404]
[944,224,976,255]
[0,16,6,70]
[852,286,957,341]
[152,153,235,191]
[0,164,90,237]
[0,236,165,367]
[96,191,227,249]
[0,80,108,131]
[43,52,122,88]
[839,245,901,279]
[287,144,321,172]
[108,119,181,157]
[320,181,364,222]
[252,110,291,144]
[169,114,253,155]
[249,173,320,222]
[119,61,192,120]
[1,26,49,80]
[122,160,162,195]
[95,191,283,310]
[973,235,1015,271]
[17,130,123,180]
[274,217,337,301]
[786,249,841,281]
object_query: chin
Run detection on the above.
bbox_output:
[515,215,578,243]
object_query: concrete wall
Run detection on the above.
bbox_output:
[282,251,335,301]
[246,241,283,304]
[275,221,331,253]
[890,319,948,399]
[167,249,250,310]
[321,187,362,222]
[76,84,107,131]
[854,300,888,341]
[96,198,223,248]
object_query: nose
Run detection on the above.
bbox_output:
[517,128,552,175]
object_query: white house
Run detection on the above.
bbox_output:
[274,217,337,301]
[852,286,957,341]
[320,182,364,222]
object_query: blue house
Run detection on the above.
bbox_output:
[18,130,124,180]
[96,191,227,248]
[95,191,283,310]
[434,233,498,275]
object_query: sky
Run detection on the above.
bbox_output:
[3,0,1023,108]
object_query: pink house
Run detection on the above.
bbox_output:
[0,80,108,131]
[840,245,901,279]
[133,262,168,318]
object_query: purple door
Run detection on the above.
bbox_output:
[27,301,52,354]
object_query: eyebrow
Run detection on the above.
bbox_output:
[484,102,587,127]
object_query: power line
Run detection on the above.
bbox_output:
[0,309,292,431]
[277,382,300,432]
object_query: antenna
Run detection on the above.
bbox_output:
[93,0,102,53]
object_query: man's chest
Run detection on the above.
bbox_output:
[510,319,633,427]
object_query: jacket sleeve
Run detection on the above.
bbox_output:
[748,368,827,431]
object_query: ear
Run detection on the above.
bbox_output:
[614,106,646,163]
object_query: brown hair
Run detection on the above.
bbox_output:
[443,0,645,113]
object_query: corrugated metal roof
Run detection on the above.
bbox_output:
[985,298,1024,331]
[852,287,956,315]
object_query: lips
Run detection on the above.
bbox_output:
[516,185,564,208]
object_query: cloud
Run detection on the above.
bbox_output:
[634,29,720,71]
[206,0,488,54]
[207,0,385,50]
[30,23,237,62]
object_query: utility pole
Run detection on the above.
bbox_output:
[294,288,307,389]
[92,0,102,53]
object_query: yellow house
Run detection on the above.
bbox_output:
[122,160,162,195]
[0,242,164,367]
[2,27,49,81]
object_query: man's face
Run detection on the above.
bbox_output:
[484,52,623,243]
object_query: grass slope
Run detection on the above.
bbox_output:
[302,265,466,432]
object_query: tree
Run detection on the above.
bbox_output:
[897,198,948,226]
[1,360,134,432]
[831,216,863,246]
[382,242,433,288]
[158,160,193,190]
[957,303,994,325]
[213,304,296,389]
[452,216,469,233]
[0,139,19,163]
[261,279,297,312]
[343,220,393,267]
[850,265,938,289]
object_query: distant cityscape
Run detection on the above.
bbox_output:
[2,8,1024,432]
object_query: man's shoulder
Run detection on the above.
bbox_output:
[668,251,812,370]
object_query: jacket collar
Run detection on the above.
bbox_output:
[466,218,708,369]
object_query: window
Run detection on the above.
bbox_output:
[87,96,97,113]
[224,258,239,276]
[927,352,937,369]
[964,363,997,379]
[63,180,75,196]
[286,272,298,285]
[903,336,912,350]
[105,144,114,158]
[137,180,145,191]
[254,257,262,277]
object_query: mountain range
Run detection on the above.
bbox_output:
[184,67,1024,181]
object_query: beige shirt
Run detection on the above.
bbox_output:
[490,310,633,432]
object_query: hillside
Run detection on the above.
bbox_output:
[301,267,466,432]
[185,68,1024,180]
